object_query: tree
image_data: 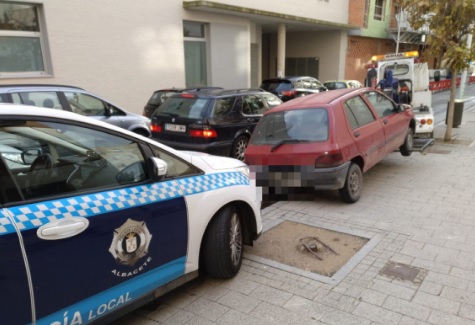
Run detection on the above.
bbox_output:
[397,0,475,142]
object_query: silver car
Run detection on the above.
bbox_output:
[0,84,151,137]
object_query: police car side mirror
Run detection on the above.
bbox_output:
[149,157,168,180]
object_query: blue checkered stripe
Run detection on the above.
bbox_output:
[0,210,15,235]
[178,172,249,195]
[0,172,249,235]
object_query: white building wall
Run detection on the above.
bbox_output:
[207,0,349,24]
[286,31,348,82]
[265,31,347,82]
[208,23,249,88]
[1,0,348,114]
[3,0,189,115]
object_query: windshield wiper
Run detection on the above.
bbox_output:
[271,139,310,152]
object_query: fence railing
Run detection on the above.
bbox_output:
[429,76,475,93]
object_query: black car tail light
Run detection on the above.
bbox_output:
[189,126,217,138]
[150,124,163,133]
[314,150,344,168]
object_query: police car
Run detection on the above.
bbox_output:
[0,104,262,325]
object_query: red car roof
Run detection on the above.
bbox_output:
[264,87,370,114]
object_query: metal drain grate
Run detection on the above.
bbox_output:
[380,262,426,283]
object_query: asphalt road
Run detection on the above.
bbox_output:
[432,82,475,126]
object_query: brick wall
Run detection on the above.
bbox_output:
[345,36,418,83]
[348,0,366,27]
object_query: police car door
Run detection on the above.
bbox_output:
[0,157,35,325]
[0,118,189,325]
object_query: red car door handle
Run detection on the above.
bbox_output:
[383,119,388,124]
[354,131,360,137]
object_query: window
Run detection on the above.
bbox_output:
[0,120,147,201]
[150,146,201,178]
[64,92,125,116]
[0,2,51,77]
[184,21,207,87]
[262,94,282,109]
[11,91,61,108]
[243,95,266,115]
[212,97,235,117]
[374,0,386,21]
[285,58,319,78]
[364,91,395,118]
[344,96,376,128]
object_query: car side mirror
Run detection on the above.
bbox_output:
[22,149,41,165]
[104,103,114,117]
[149,157,168,181]
[397,103,411,112]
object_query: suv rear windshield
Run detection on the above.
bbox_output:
[154,97,209,119]
[250,108,328,144]
[260,80,293,92]
[147,91,178,106]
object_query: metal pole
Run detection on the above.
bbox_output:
[396,7,402,54]
[277,24,286,78]
[458,33,473,99]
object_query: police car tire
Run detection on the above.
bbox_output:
[202,205,243,279]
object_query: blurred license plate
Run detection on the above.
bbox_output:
[165,124,186,132]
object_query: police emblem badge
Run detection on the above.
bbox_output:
[109,219,152,266]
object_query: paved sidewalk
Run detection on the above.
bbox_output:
[118,102,475,325]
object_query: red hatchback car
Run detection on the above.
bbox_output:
[245,88,415,203]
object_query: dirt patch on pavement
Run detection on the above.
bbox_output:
[247,221,369,277]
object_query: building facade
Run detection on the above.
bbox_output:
[0,0,423,115]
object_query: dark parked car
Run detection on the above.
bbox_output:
[150,88,283,161]
[0,84,151,137]
[260,76,327,102]
[324,80,363,90]
[245,88,416,203]
[143,87,223,118]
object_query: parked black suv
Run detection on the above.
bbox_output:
[260,76,327,102]
[143,87,223,118]
[150,88,282,160]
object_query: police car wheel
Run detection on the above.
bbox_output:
[202,205,243,279]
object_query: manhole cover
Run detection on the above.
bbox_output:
[379,262,426,283]
[246,221,369,277]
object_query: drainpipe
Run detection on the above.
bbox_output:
[277,24,286,77]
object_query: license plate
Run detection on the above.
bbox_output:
[164,123,186,132]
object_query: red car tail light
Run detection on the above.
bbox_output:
[189,128,217,138]
[315,150,344,168]
[150,124,162,133]
[281,90,296,97]
[419,119,426,125]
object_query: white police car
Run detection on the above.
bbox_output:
[0,104,262,325]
